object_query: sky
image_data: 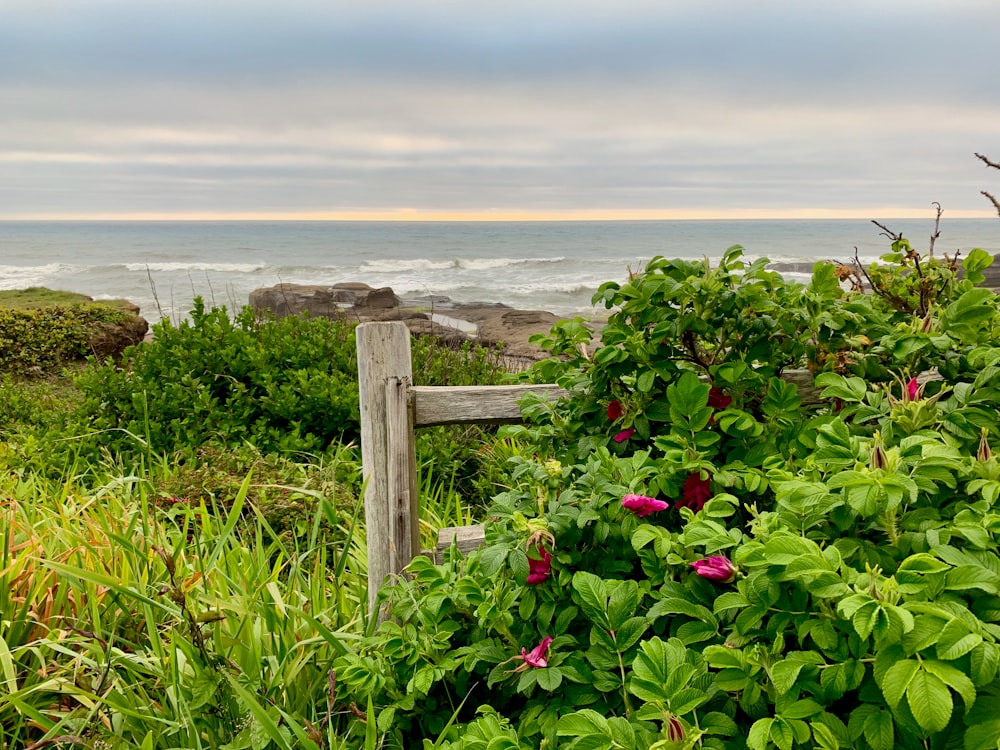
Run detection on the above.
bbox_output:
[1,0,998,220]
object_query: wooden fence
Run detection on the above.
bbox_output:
[357,321,565,615]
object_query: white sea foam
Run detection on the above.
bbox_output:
[0,263,81,289]
[359,258,456,273]
[456,256,566,270]
[123,262,268,273]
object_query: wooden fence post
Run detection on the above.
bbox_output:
[357,321,418,619]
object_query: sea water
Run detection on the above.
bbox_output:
[1,219,996,321]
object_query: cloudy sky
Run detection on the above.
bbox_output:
[2,0,998,220]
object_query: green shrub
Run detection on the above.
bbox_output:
[70,299,509,478]
[331,243,1000,748]
[0,304,142,375]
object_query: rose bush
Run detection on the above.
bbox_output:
[332,242,1000,749]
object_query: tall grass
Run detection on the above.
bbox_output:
[0,462,373,748]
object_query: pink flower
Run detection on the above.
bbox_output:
[667,714,684,742]
[676,474,712,513]
[622,493,670,518]
[613,428,636,443]
[521,636,553,668]
[691,555,737,583]
[906,377,920,401]
[526,547,552,585]
[607,399,624,421]
[707,387,732,410]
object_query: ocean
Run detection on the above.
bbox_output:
[1,219,997,322]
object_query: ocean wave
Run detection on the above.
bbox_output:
[359,256,568,273]
[359,259,456,273]
[456,257,566,270]
[123,262,269,273]
[0,263,82,289]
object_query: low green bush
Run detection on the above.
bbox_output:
[330,242,1000,748]
[0,304,141,375]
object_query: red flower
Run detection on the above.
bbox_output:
[607,399,624,421]
[622,493,670,518]
[521,636,553,668]
[526,547,552,585]
[906,377,920,401]
[707,387,732,410]
[613,428,636,443]
[676,474,712,513]
[691,555,737,583]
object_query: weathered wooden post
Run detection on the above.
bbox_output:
[356,321,419,619]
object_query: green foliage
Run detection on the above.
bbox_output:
[71,299,509,464]
[328,239,1000,747]
[0,303,137,374]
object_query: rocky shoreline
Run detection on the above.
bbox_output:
[248,282,589,364]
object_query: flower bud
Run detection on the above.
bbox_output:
[691,555,737,583]
[979,428,992,463]
[869,431,887,471]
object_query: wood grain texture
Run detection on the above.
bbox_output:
[434,524,487,564]
[357,322,412,618]
[412,384,568,427]
[386,375,419,577]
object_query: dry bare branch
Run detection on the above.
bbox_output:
[928,202,942,258]
[982,190,1000,219]
[975,152,1000,170]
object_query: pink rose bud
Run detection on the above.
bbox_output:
[906,377,920,402]
[613,428,637,443]
[691,555,737,583]
[621,493,670,518]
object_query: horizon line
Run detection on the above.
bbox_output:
[1,207,996,222]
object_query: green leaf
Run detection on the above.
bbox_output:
[771,659,805,695]
[936,618,982,660]
[607,579,640,631]
[637,369,656,393]
[648,596,717,625]
[572,571,610,629]
[881,659,920,708]
[614,617,649,652]
[862,709,894,750]
[747,718,773,750]
[536,667,563,692]
[628,638,695,703]
[922,659,976,712]
[556,709,612,745]
[905,669,953,733]
[946,565,1000,594]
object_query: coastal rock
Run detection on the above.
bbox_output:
[247,283,567,362]
[249,283,402,319]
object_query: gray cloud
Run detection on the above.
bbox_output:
[1,0,998,217]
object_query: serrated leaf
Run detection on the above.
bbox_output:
[713,591,750,614]
[747,718,773,750]
[862,709,894,750]
[881,659,920,708]
[771,659,804,695]
[922,659,975,712]
[536,667,563,692]
[614,617,649,652]
[906,669,953,733]
[607,579,640,631]
[572,571,610,629]
[936,618,982,660]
